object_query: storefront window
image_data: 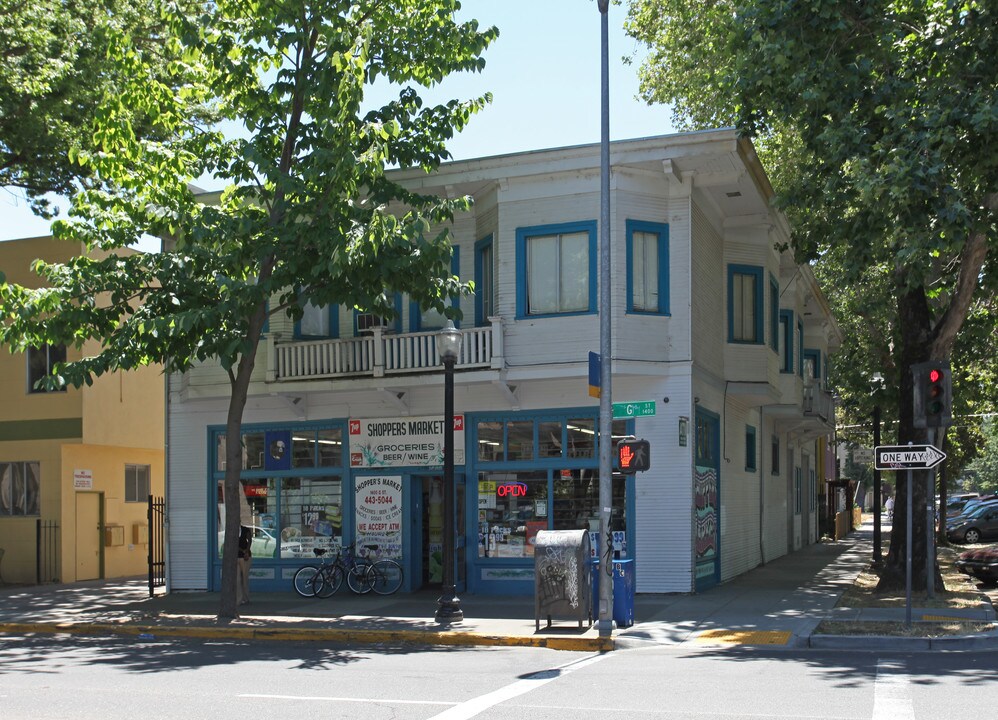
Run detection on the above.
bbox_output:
[477,421,503,461]
[217,478,277,558]
[0,461,40,516]
[553,469,627,533]
[478,471,548,558]
[538,420,563,458]
[291,433,316,468]
[566,419,596,458]
[242,432,266,470]
[505,420,534,461]
[316,428,343,466]
[280,476,342,558]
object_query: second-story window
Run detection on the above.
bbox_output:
[297,300,338,338]
[779,310,794,372]
[626,220,669,315]
[516,221,597,318]
[728,265,764,344]
[27,343,67,393]
[411,248,459,332]
[474,235,494,326]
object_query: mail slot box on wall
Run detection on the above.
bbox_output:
[104,525,125,547]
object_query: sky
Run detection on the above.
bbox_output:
[0,0,675,245]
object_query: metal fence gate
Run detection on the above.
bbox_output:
[148,495,166,597]
[36,519,60,584]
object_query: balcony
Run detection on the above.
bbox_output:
[803,382,835,422]
[266,317,504,382]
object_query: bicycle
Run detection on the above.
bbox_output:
[292,548,340,598]
[293,544,392,598]
[364,555,404,595]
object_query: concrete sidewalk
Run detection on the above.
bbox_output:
[1,522,995,652]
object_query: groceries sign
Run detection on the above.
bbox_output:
[349,415,465,468]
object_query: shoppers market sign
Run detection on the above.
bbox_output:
[349,415,465,468]
[355,475,403,559]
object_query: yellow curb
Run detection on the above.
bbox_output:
[0,622,613,652]
[694,629,792,646]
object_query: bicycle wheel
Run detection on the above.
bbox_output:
[315,565,343,598]
[346,562,374,594]
[369,559,403,595]
[293,565,321,597]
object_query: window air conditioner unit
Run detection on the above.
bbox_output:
[357,313,390,333]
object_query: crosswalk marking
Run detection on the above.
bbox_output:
[873,659,914,720]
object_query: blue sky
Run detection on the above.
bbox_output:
[0,0,673,244]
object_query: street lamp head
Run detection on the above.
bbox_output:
[437,320,462,363]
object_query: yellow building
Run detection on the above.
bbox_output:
[0,236,164,585]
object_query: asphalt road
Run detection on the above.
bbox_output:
[2,633,997,719]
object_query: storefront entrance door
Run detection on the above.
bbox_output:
[414,473,465,592]
[75,492,102,581]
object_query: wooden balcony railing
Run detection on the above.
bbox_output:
[267,317,503,382]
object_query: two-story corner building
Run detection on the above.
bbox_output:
[164,128,841,597]
[0,236,165,585]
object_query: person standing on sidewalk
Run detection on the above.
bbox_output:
[885,494,894,522]
[236,525,253,605]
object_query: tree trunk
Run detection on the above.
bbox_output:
[876,283,943,593]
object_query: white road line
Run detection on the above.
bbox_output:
[240,694,454,706]
[872,659,914,720]
[426,653,611,720]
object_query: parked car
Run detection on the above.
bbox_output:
[955,546,998,586]
[947,497,998,527]
[946,504,998,544]
[944,493,980,518]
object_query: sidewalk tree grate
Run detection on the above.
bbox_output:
[694,629,791,646]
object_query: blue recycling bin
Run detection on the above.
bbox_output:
[591,558,635,627]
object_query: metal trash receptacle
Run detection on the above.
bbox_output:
[591,558,635,627]
[534,529,592,630]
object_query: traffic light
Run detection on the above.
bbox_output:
[617,438,651,474]
[912,361,952,429]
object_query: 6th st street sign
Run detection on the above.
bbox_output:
[874,444,947,471]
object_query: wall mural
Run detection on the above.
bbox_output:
[694,464,718,579]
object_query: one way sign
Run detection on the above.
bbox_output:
[875,444,947,471]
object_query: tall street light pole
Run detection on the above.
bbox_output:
[596,0,614,638]
[435,321,463,623]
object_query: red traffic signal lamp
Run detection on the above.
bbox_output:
[617,438,650,474]
[912,361,952,429]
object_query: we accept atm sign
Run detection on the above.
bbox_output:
[349,415,466,468]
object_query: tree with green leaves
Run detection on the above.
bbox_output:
[626,0,997,591]
[0,0,497,618]
[0,0,207,216]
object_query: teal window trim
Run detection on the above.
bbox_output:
[515,220,598,319]
[727,264,764,344]
[779,310,794,373]
[771,434,780,475]
[474,234,494,327]
[745,425,757,472]
[769,274,779,352]
[625,219,670,316]
[410,247,461,332]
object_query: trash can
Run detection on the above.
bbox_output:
[534,529,592,630]
[591,558,635,627]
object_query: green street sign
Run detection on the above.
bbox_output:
[612,401,656,419]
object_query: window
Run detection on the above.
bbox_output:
[771,435,780,475]
[354,293,402,335]
[798,319,804,376]
[810,468,817,511]
[769,275,779,352]
[516,221,597,318]
[411,247,460,332]
[296,300,338,338]
[0,461,40,516]
[27,343,67,393]
[125,464,151,503]
[474,235,495,326]
[803,349,821,381]
[779,310,794,373]
[626,220,669,315]
[745,425,757,472]
[728,265,764,343]
[478,471,548,558]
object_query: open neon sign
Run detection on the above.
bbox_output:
[496,482,528,497]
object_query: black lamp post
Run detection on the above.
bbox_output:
[435,320,463,623]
